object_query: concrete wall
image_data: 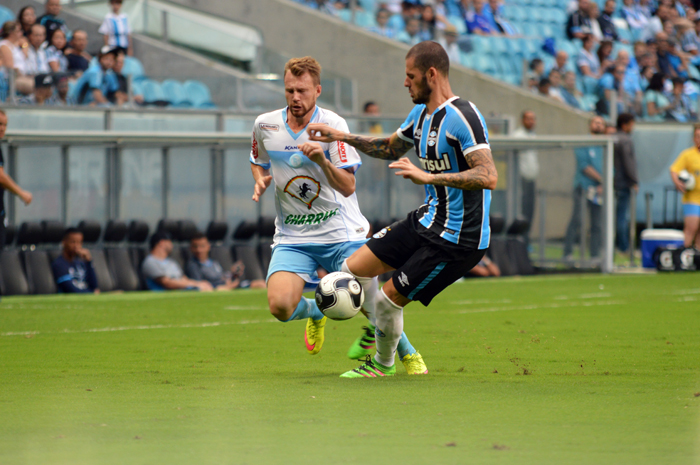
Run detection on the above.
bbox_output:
[170,0,590,134]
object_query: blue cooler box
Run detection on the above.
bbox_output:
[640,229,685,268]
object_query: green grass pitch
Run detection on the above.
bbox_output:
[1,273,699,465]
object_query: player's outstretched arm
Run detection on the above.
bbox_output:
[250,163,272,202]
[389,148,498,190]
[307,123,413,161]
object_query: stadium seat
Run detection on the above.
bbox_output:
[127,220,150,289]
[232,220,265,282]
[358,0,377,11]
[488,237,516,276]
[4,223,15,246]
[77,220,101,243]
[206,221,228,243]
[104,220,128,243]
[177,220,199,242]
[141,79,169,106]
[161,79,191,108]
[101,220,139,292]
[353,10,376,28]
[0,249,29,295]
[16,222,43,247]
[488,36,509,56]
[460,52,475,69]
[507,237,535,275]
[184,80,216,109]
[157,219,180,238]
[23,250,56,295]
[121,56,146,82]
[0,6,14,28]
[470,36,491,55]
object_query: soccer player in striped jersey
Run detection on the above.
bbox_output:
[250,56,427,374]
[308,41,498,378]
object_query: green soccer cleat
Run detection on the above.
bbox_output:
[347,324,376,359]
[340,356,396,378]
[401,351,428,375]
[304,316,327,355]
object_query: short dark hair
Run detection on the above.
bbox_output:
[406,41,450,77]
[63,227,82,239]
[190,232,207,242]
[149,230,172,251]
[538,77,550,87]
[616,113,635,129]
[529,58,543,70]
[671,77,685,87]
[364,101,377,112]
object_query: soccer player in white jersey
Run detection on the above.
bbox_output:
[308,42,498,378]
[250,57,427,374]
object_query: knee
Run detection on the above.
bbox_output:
[267,295,297,321]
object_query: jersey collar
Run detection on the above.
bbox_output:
[282,106,319,140]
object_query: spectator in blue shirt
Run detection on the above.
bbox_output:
[598,0,620,41]
[51,228,99,294]
[667,77,696,122]
[37,0,70,43]
[396,17,423,45]
[465,0,497,35]
[563,116,606,261]
[71,45,120,105]
[656,32,688,78]
[367,8,397,39]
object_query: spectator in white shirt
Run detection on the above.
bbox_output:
[512,110,539,244]
[46,28,68,73]
[99,0,132,56]
[439,24,461,64]
[26,24,50,76]
[0,21,33,95]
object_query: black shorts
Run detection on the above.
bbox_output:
[366,211,486,306]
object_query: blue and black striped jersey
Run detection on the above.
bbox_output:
[397,96,492,250]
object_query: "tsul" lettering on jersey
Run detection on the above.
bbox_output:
[284,209,339,225]
[419,154,452,172]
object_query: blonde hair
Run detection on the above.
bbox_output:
[284,57,322,86]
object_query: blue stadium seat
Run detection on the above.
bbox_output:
[184,80,216,108]
[141,79,169,106]
[161,79,191,108]
[520,23,539,37]
[459,52,475,69]
[470,36,492,55]
[358,0,376,11]
[509,5,527,22]
[337,9,353,23]
[488,36,509,56]
[551,8,568,24]
[529,7,544,22]
[496,56,517,76]
[473,55,497,74]
[354,10,376,28]
[0,6,14,26]
[522,38,540,57]
[121,56,146,82]
[558,39,579,57]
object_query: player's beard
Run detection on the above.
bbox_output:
[410,76,432,105]
[289,102,314,119]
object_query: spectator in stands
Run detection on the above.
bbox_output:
[613,113,638,254]
[142,231,213,292]
[186,232,265,290]
[19,74,54,105]
[669,123,700,248]
[46,28,68,73]
[622,0,650,35]
[512,110,539,244]
[465,0,497,35]
[439,24,461,63]
[561,70,583,108]
[26,24,50,77]
[577,34,604,80]
[467,255,501,277]
[596,40,615,74]
[550,50,572,75]
[641,4,671,42]
[397,17,422,45]
[362,100,383,134]
[537,77,552,98]
[597,64,632,116]
[599,0,620,41]
[65,29,92,75]
[37,0,69,43]
[527,57,545,91]
[71,45,120,106]
[567,0,593,40]
[656,32,689,78]
[108,50,132,106]
[99,0,132,56]
[676,18,700,62]
[588,2,605,41]
[639,64,655,89]
[368,8,397,39]
[18,6,36,37]
[643,72,673,120]
[49,74,75,106]
[51,228,100,294]
[419,4,438,40]
[0,21,34,95]
[547,69,565,102]
[667,76,696,120]
[563,116,606,262]
[0,109,33,253]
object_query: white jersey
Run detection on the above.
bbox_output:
[250,106,369,245]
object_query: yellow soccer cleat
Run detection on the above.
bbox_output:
[401,351,428,374]
[304,316,327,355]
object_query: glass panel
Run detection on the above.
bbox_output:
[224,116,256,134]
[14,147,62,223]
[4,109,104,131]
[112,112,216,132]
[167,147,211,230]
[67,147,107,224]
[224,147,271,227]
[120,148,162,229]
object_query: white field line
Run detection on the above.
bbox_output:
[0,319,277,337]
[452,299,513,305]
[672,289,700,295]
[676,296,699,302]
[224,306,268,311]
[454,300,625,314]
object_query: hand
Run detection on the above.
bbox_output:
[388,157,432,185]
[78,248,92,262]
[252,175,272,202]
[195,280,213,292]
[596,185,603,195]
[298,142,325,165]
[307,123,342,142]
[674,179,687,194]
[19,190,32,205]
[632,184,639,193]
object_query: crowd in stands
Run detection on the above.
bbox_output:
[297,0,700,122]
[0,0,140,106]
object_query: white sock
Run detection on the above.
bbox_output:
[373,288,403,368]
[342,259,378,326]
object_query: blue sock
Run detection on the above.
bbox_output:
[397,332,416,359]
[285,297,325,322]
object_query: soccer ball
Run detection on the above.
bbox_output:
[678,170,696,191]
[314,272,364,320]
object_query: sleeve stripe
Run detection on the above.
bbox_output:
[56,275,73,284]
[463,143,491,156]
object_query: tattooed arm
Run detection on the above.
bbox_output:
[307,123,413,161]
[388,148,498,190]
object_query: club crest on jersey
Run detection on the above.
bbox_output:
[427,130,438,147]
[284,176,321,209]
[259,123,279,131]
